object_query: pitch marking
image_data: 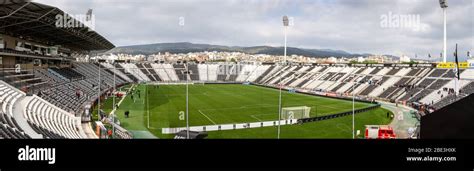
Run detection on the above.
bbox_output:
[198,110,217,125]
[250,115,263,122]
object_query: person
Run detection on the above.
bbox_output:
[75,89,81,100]
[386,112,390,118]
[125,111,130,118]
[138,91,141,99]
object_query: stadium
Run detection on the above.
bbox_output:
[0,0,473,140]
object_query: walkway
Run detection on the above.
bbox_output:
[12,96,42,138]
[378,101,419,138]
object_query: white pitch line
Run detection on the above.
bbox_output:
[109,84,136,115]
[250,115,263,122]
[198,110,217,125]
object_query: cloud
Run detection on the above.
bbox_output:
[34,0,473,60]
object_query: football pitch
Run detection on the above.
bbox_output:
[99,84,393,139]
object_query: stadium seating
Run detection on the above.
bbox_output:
[35,68,67,85]
[3,60,474,139]
[150,63,172,81]
[187,64,200,81]
[369,68,381,75]
[287,66,311,87]
[420,79,470,105]
[25,96,87,138]
[206,64,219,81]
[0,81,30,139]
[422,75,474,110]
[385,68,400,75]
[198,64,209,81]
[136,63,157,81]
[121,63,150,82]
[261,65,288,85]
[173,64,187,81]
[212,64,240,82]
[394,68,411,76]
[235,64,257,82]
[428,69,447,77]
[284,66,310,86]
[360,67,375,75]
[254,65,276,83]
[50,67,84,81]
[460,69,474,79]
[274,65,300,85]
[369,77,401,97]
[163,64,180,81]
[1,68,48,94]
[246,65,271,82]
[405,68,420,76]
[112,63,140,82]
[375,68,391,75]
[99,63,133,82]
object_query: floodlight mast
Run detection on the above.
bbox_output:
[440,0,448,62]
[186,63,189,139]
[98,62,101,122]
[283,15,289,63]
[278,16,289,139]
[112,62,116,138]
[352,78,355,139]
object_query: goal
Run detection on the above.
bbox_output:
[281,106,311,119]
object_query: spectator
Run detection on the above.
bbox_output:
[75,89,81,100]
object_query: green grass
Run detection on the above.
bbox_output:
[104,83,392,139]
[206,108,392,139]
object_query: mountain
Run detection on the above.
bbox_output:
[105,42,370,58]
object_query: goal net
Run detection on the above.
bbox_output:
[281,106,311,119]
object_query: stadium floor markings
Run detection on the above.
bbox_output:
[109,84,137,115]
[250,114,275,121]
[250,115,262,121]
[197,109,217,125]
[199,105,277,112]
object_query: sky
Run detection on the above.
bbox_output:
[35,0,473,60]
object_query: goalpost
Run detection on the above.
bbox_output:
[281,106,311,119]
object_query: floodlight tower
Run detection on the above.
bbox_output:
[352,79,355,139]
[440,0,448,62]
[283,16,289,63]
[277,16,289,139]
[98,62,101,121]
